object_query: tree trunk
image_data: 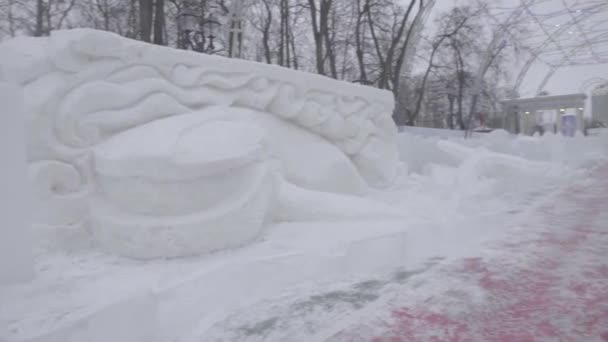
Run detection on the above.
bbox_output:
[139,0,153,42]
[283,0,291,68]
[457,73,465,129]
[7,0,16,37]
[447,94,455,129]
[96,0,111,31]
[34,0,45,36]
[261,0,272,64]
[153,0,165,45]
[127,0,138,38]
[308,0,326,75]
[409,41,441,126]
[288,14,299,69]
[323,4,338,79]
[55,0,77,31]
[381,0,417,90]
[453,45,466,130]
[366,0,385,86]
[393,0,424,97]
[354,0,368,82]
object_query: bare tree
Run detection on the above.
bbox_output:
[308,0,326,76]
[259,0,273,63]
[404,6,476,126]
[354,0,369,82]
[153,0,165,45]
[34,0,45,36]
[139,0,153,42]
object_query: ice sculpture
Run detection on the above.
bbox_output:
[0,29,400,258]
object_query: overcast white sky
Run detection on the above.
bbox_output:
[421,0,608,97]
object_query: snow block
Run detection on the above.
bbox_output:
[0,83,33,284]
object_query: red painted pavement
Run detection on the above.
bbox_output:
[338,165,608,342]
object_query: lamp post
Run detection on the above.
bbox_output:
[227,0,245,58]
[204,14,221,53]
[177,7,222,54]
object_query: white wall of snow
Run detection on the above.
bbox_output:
[0,29,400,258]
[0,83,33,284]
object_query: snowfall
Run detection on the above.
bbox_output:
[1,30,608,342]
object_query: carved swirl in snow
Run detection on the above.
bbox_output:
[0,29,401,258]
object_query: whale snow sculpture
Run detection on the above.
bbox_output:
[0,29,403,259]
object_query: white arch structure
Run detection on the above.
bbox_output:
[511,0,608,95]
[465,0,608,135]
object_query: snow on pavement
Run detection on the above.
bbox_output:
[332,163,608,341]
[194,162,608,342]
[2,130,607,342]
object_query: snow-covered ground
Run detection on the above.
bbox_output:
[1,29,607,342]
[2,128,607,342]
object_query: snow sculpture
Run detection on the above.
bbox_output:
[0,29,400,259]
[0,83,34,283]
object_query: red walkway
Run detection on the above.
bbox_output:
[338,165,608,342]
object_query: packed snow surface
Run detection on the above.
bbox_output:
[2,126,607,341]
[1,29,608,342]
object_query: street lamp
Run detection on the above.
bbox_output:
[177,7,197,49]
[177,7,222,54]
[204,14,221,53]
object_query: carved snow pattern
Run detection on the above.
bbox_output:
[337,164,608,341]
[0,29,398,224]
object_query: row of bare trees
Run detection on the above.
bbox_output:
[0,0,520,128]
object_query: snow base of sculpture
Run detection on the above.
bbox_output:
[0,29,399,259]
[90,168,275,259]
[89,118,275,258]
[0,83,34,284]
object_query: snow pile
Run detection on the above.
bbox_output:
[469,129,608,168]
[400,129,607,176]
[394,129,608,221]
[188,131,608,340]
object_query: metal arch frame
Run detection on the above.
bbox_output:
[515,1,608,95]
[457,0,608,137]
[535,31,608,95]
[561,0,600,63]
[511,7,599,95]
[580,77,608,93]
[519,0,571,64]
